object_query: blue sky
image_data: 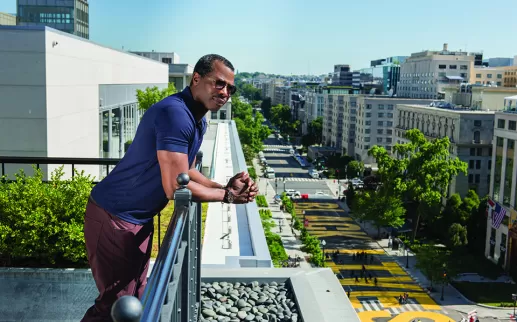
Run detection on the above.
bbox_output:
[2,0,517,75]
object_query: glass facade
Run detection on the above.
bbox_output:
[17,0,89,39]
[494,137,504,201]
[504,139,515,207]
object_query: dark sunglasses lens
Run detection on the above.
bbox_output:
[215,80,226,90]
[229,85,237,95]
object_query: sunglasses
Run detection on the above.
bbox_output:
[205,76,237,95]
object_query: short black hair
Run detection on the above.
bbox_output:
[193,54,234,77]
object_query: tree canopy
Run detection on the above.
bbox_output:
[136,83,177,112]
[368,129,468,240]
[354,190,405,237]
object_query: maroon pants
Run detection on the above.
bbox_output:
[81,198,154,322]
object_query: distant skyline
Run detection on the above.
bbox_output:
[2,0,517,75]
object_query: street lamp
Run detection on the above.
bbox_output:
[441,263,447,301]
[283,177,287,192]
[512,294,517,318]
[321,239,326,264]
[406,244,409,268]
[275,178,278,193]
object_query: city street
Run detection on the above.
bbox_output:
[292,198,466,322]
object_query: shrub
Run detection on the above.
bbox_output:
[259,209,288,267]
[0,166,94,267]
[247,167,257,181]
[256,195,268,207]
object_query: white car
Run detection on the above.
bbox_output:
[285,189,301,198]
[315,191,329,196]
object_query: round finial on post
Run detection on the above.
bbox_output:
[177,173,190,187]
[111,296,142,322]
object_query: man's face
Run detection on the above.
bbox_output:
[192,60,235,112]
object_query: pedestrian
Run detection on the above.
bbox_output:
[81,54,258,322]
[374,277,378,286]
[370,255,374,264]
[352,253,356,261]
[355,276,359,283]
[347,289,351,297]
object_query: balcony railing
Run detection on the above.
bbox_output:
[111,169,202,322]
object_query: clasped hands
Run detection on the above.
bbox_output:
[226,171,259,204]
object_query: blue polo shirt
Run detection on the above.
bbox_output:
[90,87,207,225]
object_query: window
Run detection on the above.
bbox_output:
[365,137,370,142]
[386,138,392,143]
[470,148,476,156]
[386,129,393,135]
[469,160,475,169]
[387,121,393,127]
[474,120,482,127]
[211,111,218,119]
[497,137,504,147]
[475,174,480,183]
[449,65,457,69]
[510,121,517,130]
[498,119,506,129]
[366,104,372,109]
[365,121,371,125]
[162,58,172,64]
[387,113,393,118]
[468,174,473,183]
[366,112,372,117]
[378,121,384,126]
[377,129,383,134]
[377,137,383,143]
[497,74,503,79]
[439,65,446,69]
[488,160,492,170]
[378,104,385,110]
[460,65,468,70]
[473,131,480,143]
[476,160,481,169]
[476,74,482,78]
[378,113,384,118]
[477,148,482,156]
[487,74,493,78]
[387,104,394,110]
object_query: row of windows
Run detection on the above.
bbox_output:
[475,73,503,79]
[365,104,394,110]
[363,112,394,118]
[438,65,469,70]
[497,119,517,131]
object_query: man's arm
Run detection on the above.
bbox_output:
[188,157,225,189]
[158,151,226,202]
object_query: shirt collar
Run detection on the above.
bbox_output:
[182,87,206,127]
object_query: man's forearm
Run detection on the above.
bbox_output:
[185,180,226,202]
[188,168,225,189]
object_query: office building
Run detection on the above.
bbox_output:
[17,0,89,39]
[351,97,433,162]
[394,103,494,197]
[359,56,407,95]
[0,25,168,180]
[485,96,517,272]
[332,64,360,88]
[398,44,475,99]
[0,12,16,25]
[487,57,514,67]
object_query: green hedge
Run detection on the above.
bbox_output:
[259,209,288,267]
[247,167,257,181]
[255,195,268,207]
[281,193,324,267]
[0,166,93,267]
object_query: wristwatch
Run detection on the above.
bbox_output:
[223,188,235,204]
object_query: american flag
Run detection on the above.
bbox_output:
[492,202,507,229]
[486,198,496,218]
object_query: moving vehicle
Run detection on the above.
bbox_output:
[264,167,276,179]
[285,189,301,198]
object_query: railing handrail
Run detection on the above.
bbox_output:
[0,156,121,165]
[141,185,190,321]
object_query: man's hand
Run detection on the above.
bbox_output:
[227,171,259,203]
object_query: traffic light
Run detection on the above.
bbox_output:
[443,268,447,279]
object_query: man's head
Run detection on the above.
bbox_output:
[190,54,235,111]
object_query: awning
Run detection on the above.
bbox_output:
[446,75,464,80]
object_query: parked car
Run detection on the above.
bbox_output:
[285,189,301,198]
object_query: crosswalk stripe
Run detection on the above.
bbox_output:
[363,302,372,311]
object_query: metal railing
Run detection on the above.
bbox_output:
[0,156,121,183]
[111,156,202,322]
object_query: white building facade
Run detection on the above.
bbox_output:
[0,26,168,180]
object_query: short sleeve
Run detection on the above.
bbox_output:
[155,104,194,154]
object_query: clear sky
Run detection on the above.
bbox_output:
[2,0,516,75]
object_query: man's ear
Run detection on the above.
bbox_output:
[191,72,200,86]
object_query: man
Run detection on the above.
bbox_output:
[82,54,258,321]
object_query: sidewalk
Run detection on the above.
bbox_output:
[253,159,312,269]
[359,219,517,320]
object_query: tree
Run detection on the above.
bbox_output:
[355,191,405,238]
[368,129,468,241]
[346,184,356,209]
[136,83,177,112]
[448,223,468,248]
[308,117,323,144]
[466,196,488,254]
[270,104,292,133]
[347,161,364,178]
[415,244,449,290]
